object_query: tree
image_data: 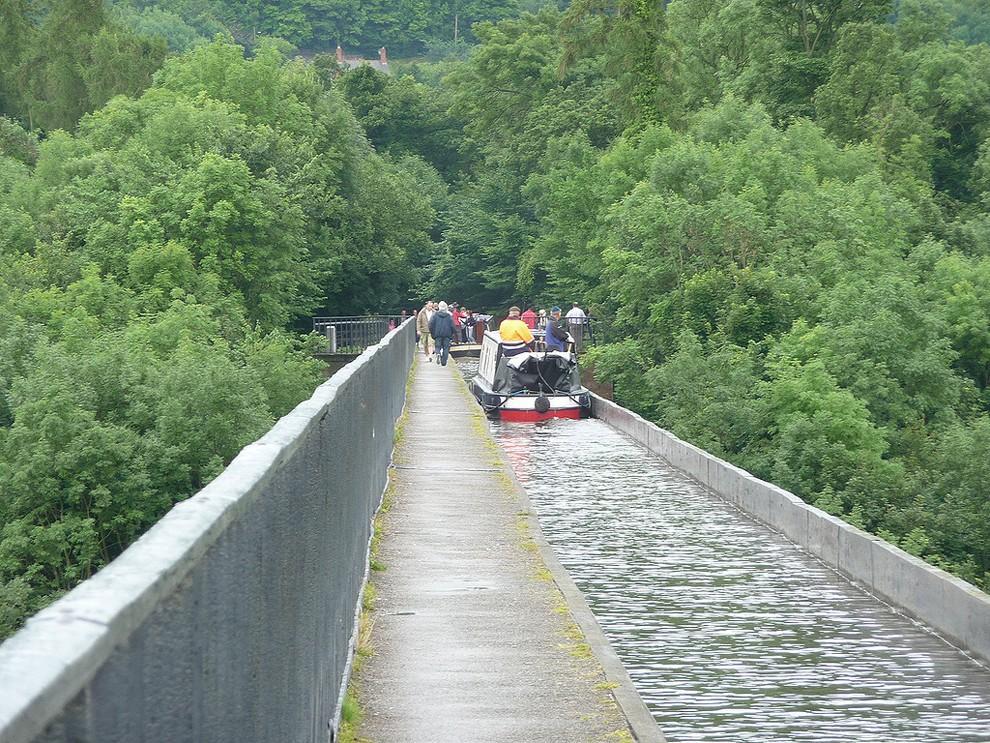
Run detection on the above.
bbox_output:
[0,38,438,636]
[336,66,467,178]
[111,4,205,51]
[3,0,167,131]
[0,0,33,119]
[757,0,893,55]
[22,0,108,130]
[561,0,678,124]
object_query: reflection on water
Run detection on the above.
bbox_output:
[456,357,479,380]
[483,403,990,741]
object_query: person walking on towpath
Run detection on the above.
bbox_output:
[499,306,535,357]
[416,301,434,360]
[545,306,569,352]
[429,301,455,366]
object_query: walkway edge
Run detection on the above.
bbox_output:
[450,372,667,743]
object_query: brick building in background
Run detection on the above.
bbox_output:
[335,45,390,74]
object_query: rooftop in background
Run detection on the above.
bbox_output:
[336,45,391,74]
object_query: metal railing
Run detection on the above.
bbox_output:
[562,317,607,351]
[313,315,405,353]
[528,317,611,352]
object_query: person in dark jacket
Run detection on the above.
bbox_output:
[545,306,569,352]
[429,301,455,366]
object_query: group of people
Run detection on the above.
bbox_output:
[415,299,588,366]
[515,303,587,333]
[498,304,584,356]
[415,301,485,366]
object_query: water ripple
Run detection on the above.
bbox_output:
[489,413,990,742]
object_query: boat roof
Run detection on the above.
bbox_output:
[505,351,574,369]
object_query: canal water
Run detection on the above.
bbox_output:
[455,358,990,741]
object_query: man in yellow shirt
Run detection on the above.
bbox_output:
[499,306,535,356]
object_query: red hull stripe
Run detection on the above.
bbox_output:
[499,408,583,422]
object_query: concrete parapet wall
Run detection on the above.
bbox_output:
[590,394,990,666]
[0,321,416,743]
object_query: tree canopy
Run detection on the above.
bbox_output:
[405,0,990,590]
[3,0,990,636]
[0,38,436,636]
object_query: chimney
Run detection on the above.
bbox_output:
[336,45,344,63]
[379,46,388,65]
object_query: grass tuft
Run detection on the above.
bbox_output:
[362,582,377,611]
[606,729,634,742]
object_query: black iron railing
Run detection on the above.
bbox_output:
[532,317,611,350]
[312,315,405,353]
[563,316,609,349]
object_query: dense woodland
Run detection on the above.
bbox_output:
[406,0,990,593]
[0,6,438,634]
[1,0,990,635]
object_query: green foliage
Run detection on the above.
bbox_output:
[120,0,519,54]
[0,38,436,637]
[0,301,301,634]
[424,9,622,307]
[940,0,990,44]
[111,3,206,51]
[335,66,467,179]
[561,0,676,125]
[417,0,990,592]
[2,0,167,131]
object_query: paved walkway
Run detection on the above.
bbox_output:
[357,357,632,743]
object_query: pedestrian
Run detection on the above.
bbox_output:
[538,309,547,329]
[451,303,464,344]
[544,306,568,352]
[565,301,587,350]
[565,302,587,321]
[498,306,535,357]
[416,301,434,360]
[463,308,475,343]
[521,306,538,329]
[429,301,455,366]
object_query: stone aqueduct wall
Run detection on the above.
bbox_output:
[0,321,415,743]
[592,394,990,667]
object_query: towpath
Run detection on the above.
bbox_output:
[355,357,639,742]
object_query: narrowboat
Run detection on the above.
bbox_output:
[469,330,592,422]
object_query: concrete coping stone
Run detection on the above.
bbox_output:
[0,325,411,743]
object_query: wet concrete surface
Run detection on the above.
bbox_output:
[357,357,632,743]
